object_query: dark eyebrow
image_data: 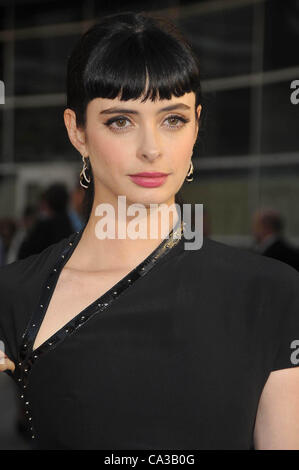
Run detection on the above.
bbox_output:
[99,103,191,115]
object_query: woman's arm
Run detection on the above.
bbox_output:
[253,367,299,449]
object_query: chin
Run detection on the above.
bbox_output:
[127,191,173,208]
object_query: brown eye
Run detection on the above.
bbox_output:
[164,114,190,129]
[168,117,179,125]
[104,115,132,132]
[115,118,127,127]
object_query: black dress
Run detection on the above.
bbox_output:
[0,219,299,450]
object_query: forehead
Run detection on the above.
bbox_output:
[89,92,196,113]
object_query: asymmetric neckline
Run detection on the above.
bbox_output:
[18,217,186,367]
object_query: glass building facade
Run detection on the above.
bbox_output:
[0,0,298,245]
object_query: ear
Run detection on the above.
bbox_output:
[63,108,88,157]
[194,104,202,144]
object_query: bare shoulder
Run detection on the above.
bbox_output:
[254,367,299,449]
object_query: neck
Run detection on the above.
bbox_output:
[70,197,181,272]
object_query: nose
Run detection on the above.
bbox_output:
[137,125,162,161]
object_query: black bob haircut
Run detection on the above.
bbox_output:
[66,10,203,227]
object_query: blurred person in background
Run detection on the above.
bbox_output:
[17,183,74,260]
[0,218,17,265]
[5,205,37,265]
[67,181,85,232]
[251,208,299,272]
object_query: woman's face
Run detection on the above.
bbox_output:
[66,92,201,210]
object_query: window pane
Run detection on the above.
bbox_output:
[0,43,4,82]
[180,4,253,79]
[0,5,5,30]
[261,80,299,154]
[259,166,299,237]
[15,34,80,94]
[182,170,251,236]
[15,106,77,162]
[200,87,250,157]
[264,0,299,71]
[94,0,178,15]
[14,0,84,29]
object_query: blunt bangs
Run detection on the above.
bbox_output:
[66,12,202,127]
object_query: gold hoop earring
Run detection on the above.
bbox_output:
[79,155,91,189]
[185,160,194,183]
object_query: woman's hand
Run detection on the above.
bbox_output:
[0,349,15,373]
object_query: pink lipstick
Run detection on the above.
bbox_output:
[129,172,169,188]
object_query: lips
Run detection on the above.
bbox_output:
[129,173,169,188]
[129,172,169,177]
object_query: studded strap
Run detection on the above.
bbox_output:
[14,218,186,441]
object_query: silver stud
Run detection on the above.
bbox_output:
[28,417,32,421]
[104,303,108,306]
[18,378,21,382]
[141,267,145,271]
[65,329,69,332]
[23,385,27,389]
[25,401,29,405]
[48,342,52,346]
[26,411,29,414]
[31,435,35,439]
[69,242,73,246]
[32,324,36,327]
[20,395,24,398]
[18,362,21,366]
[61,255,65,258]
[34,355,38,359]
[30,427,33,431]
[113,291,117,295]
[47,286,50,289]
[40,304,43,308]
[24,369,28,372]
[53,268,57,272]
[128,279,131,283]
[81,316,85,320]
[23,344,27,347]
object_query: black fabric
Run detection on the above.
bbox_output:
[261,237,299,272]
[1,224,299,450]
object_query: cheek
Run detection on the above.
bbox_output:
[168,133,194,168]
[87,131,131,171]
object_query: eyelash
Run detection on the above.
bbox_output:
[103,114,190,133]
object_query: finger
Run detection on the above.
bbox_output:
[0,357,15,373]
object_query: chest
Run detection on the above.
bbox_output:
[27,301,261,450]
[32,267,131,352]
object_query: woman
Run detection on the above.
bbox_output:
[1,11,299,450]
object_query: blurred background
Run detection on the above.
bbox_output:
[0,0,299,449]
